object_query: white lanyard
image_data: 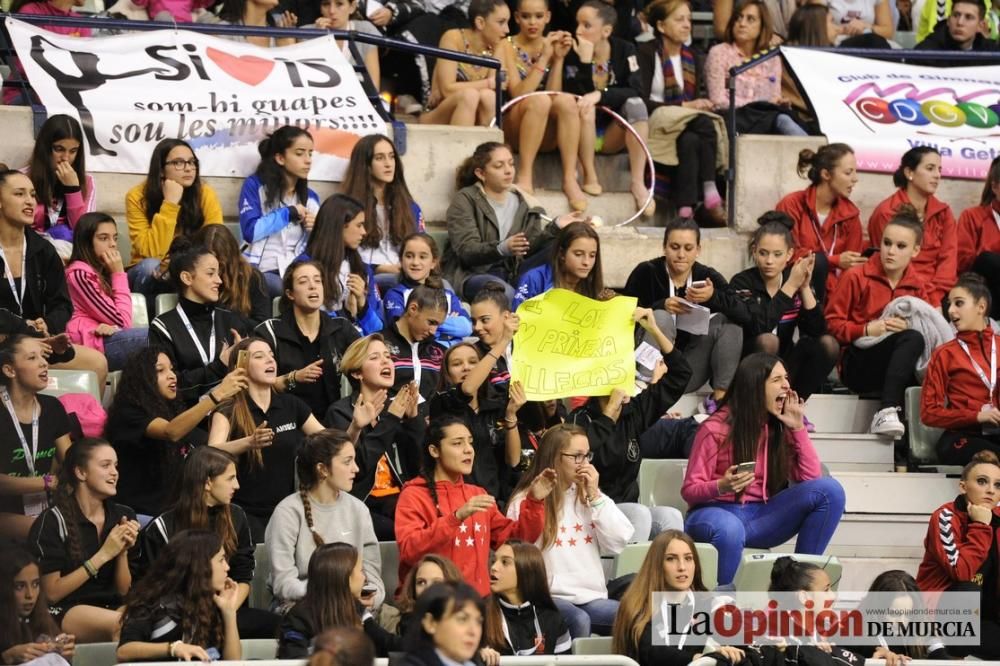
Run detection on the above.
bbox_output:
[0,236,28,314]
[410,340,422,388]
[1,387,39,476]
[176,305,216,366]
[810,210,838,258]
[657,591,695,649]
[992,208,1000,234]
[499,603,545,656]
[957,334,996,400]
[47,203,61,230]
[667,273,693,325]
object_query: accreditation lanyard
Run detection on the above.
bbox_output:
[499,603,545,656]
[809,210,838,258]
[1,387,39,476]
[176,305,216,366]
[410,340,425,405]
[667,273,693,325]
[993,208,1000,234]
[0,236,28,314]
[957,334,997,404]
[657,590,696,649]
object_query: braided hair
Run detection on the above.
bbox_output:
[421,416,472,517]
[52,438,112,566]
[295,429,355,547]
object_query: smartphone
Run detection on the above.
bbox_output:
[734,461,756,475]
[361,583,378,598]
[690,280,708,289]
[862,247,878,258]
[237,349,249,368]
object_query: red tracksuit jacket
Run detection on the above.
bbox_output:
[825,254,930,345]
[917,494,1000,592]
[867,188,957,307]
[394,475,545,596]
[922,329,999,432]
[957,203,1000,273]
[776,185,862,294]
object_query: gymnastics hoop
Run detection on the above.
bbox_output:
[491,91,655,228]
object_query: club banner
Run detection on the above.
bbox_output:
[781,46,1000,180]
[5,17,386,179]
[511,289,637,400]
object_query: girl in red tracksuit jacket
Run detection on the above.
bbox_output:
[916,450,1000,659]
[957,157,1000,319]
[825,208,930,440]
[775,143,863,301]
[923,274,1000,465]
[394,415,557,597]
[867,147,957,308]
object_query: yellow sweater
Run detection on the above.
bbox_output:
[125,182,224,265]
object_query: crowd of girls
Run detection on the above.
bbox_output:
[9,95,1000,661]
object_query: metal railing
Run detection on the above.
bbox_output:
[0,12,505,127]
[725,46,1000,225]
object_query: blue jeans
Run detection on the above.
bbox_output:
[262,270,284,299]
[684,476,846,585]
[128,258,172,316]
[462,273,515,304]
[618,502,684,542]
[103,327,148,371]
[553,597,619,638]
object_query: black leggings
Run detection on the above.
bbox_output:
[946,581,1000,659]
[841,330,924,409]
[937,430,1000,466]
[785,336,839,400]
[972,251,1000,320]
[673,114,717,208]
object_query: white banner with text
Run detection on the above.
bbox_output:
[6,17,385,179]
[781,46,1000,180]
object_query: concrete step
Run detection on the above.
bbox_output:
[529,151,632,193]
[838,557,922,594]
[774,513,929,559]
[805,395,880,434]
[833,471,956,514]
[532,188,641,223]
[812,433,895,473]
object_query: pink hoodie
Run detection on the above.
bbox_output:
[132,0,214,22]
[681,407,822,507]
[65,261,132,353]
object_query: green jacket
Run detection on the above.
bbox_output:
[442,184,558,296]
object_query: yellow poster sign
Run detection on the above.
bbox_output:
[511,289,637,400]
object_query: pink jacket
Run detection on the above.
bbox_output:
[681,407,822,507]
[65,261,132,353]
[132,0,213,22]
[31,174,97,237]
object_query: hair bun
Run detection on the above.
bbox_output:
[756,210,794,230]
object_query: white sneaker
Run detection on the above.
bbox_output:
[870,407,905,438]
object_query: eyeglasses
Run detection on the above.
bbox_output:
[165,158,199,170]
[560,451,594,464]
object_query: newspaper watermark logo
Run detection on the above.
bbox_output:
[651,592,980,647]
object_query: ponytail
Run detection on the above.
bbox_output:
[456,142,510,190]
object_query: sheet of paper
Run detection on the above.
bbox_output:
[634,341,661,383]
[676,300,711,335]
[366,0,386,18]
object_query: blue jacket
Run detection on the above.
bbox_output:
[238,173,320,276]
[383,276,472,345]
[297,252,384,336]
[513,263,554,310]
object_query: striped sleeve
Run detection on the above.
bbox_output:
[66,266,130,328]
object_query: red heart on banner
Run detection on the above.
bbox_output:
[206,47,275,86]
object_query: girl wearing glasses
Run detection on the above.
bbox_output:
[125,139,223,301]
[507,424,632,638]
